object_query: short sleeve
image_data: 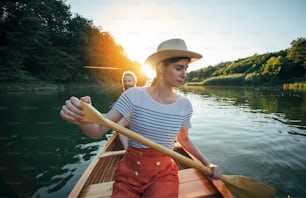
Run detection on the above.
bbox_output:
[112,89,134,121]
[181,99,193,129]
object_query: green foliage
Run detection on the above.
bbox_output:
[187,40,306,86]
[288,38,306,70]
[191,77,201,82]
[0,0,141,84]
[260,56,282,79]
[1,0,304,86]
[202,73,245,86]
[244,73,262,86]
[287,82,306,90]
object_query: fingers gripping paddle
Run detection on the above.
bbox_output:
[80,102,276,198]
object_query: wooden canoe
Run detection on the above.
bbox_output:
[69,133,233,198]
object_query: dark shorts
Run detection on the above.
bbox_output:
[112,146,179,198]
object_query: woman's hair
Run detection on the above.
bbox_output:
[162,57,191,66]
[150,57,191,86]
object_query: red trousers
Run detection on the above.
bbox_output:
[112,146,179,198]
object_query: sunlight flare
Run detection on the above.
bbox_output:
[142,64,156,79]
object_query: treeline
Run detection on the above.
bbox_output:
[1,1,305,88]
[0,0,145,85]
[186,38,306,86]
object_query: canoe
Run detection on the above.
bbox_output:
[69,133,233,198]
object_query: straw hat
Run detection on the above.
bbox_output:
[144,38,202,66]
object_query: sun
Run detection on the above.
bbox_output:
[141,64,156,79]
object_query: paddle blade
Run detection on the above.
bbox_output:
[221,175,276,198]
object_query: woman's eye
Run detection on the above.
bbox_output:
[177,67,188,71]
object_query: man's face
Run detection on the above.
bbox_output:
[122,75,136,91]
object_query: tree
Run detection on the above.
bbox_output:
[0,0,141,83]
[260,56,282,79]
[0,0,75,82]
[288,38,306,71]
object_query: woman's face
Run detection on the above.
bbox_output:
[162,58,189,88]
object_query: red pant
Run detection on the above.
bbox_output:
[112,146,179,198]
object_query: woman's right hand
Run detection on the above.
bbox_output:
[208,163,222,179]
[60,96,91,125]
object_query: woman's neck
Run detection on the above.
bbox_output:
[148,82,179,104]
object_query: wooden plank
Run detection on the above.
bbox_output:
[213,180,234,198]
[99,150,126,158]
[179,168,219,198]
[175,148,233,198]
[174,141,182,148]
[68,134,119,198]
[79,182,114,198]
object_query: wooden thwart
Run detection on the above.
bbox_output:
[99,150,126,158]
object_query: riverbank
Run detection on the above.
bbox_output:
[0,81,119,92]
[2,81,306,92]
[185,82,306,91]
[283,82,306,90]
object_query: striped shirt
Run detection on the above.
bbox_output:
[112,87,192,149]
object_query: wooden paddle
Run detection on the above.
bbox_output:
[80,102,276,198]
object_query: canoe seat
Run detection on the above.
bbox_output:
[79,181,114,198]
[179,168,220,198]
[79,168,220,198]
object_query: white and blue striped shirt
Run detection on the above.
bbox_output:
[112,87,192,149]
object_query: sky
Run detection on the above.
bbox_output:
[65,0,306,71]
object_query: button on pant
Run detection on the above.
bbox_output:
[112,146,179,198]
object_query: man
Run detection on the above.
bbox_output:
[122,71,137,91]
[119,71,137,149]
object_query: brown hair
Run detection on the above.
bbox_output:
[162,57,191,66]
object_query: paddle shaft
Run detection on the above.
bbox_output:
[94,107,213,176]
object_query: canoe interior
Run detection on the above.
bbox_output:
[85,133,192,185]
[69,133,233,198]
[84,134,124,185]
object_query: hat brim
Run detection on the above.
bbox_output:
[144,50,202,66]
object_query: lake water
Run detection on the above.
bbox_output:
[0,86,305,198]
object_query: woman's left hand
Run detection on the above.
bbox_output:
[208,163,222,179]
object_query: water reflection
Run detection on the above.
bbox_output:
[0,87,121,197]
[181,86,306,135]
[181,86,306,197]
[1,86,305,197]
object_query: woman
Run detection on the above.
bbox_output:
[60,38,222,197]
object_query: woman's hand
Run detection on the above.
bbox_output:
[208,163,223,179]
[80,96,92,104]
[60,96,91,125]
